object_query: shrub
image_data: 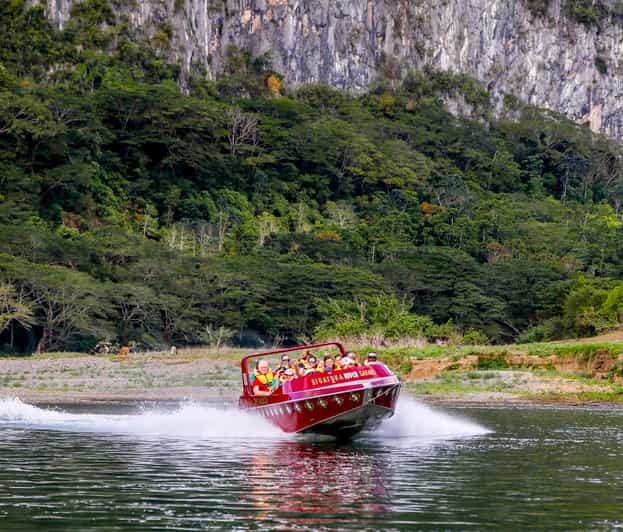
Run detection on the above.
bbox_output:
[601,285,623,322]
[595,55,608,75]
[314,295,452,344]
[397,360,413,375]
[477,354,508,370]
[517,317,565,343]
[565,0,607,25]
[527,0,551,17]
[461,330,489,345]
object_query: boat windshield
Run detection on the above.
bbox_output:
[241,343,363,395]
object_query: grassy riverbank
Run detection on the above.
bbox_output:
[378,332,623,403]
[2,335,623,404]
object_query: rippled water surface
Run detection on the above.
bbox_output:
[1,397,623,530]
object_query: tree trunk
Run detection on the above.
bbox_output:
[35,329,47,354]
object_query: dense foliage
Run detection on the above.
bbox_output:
[528,0,623,25]
[3,0,623,352]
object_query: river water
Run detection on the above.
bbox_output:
[0,397,622,530]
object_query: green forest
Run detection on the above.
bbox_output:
[3,0,623,353]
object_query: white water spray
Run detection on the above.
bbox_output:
[0,397,282,439]
[0,396,489,441]
[374,396,490,439]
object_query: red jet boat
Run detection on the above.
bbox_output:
[239,342,401,439]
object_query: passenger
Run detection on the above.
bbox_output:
[324,355,336,372]
[365,352,378,365]
[278,367,296,386]
[274,367,286,386]
[277,354,295,373]
[252,359,274,396]
[316,360,325,373]
[298,351,313,372]
[304,355,318,375]
[291,364,304,378]
[340,356,356,369]
[347,352,361,366]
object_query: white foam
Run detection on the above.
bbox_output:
[0,397,282,439]
[374,396,491,439]
[0,396,489,442]
[0,397,69,423]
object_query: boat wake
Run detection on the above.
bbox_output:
[0,397,282,440]
[0,396,489,441]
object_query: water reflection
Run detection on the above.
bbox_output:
[245,441,390,524]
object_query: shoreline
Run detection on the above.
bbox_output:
[4,391,622,409]
[2,343,623,407]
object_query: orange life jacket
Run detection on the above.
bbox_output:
[253,369,274,391]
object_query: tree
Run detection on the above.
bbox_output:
[28,267,109,353]
[562,278,612,337]
[601,285,623,324]
[0,281,34,350]
[200,324,235,350]
[108,283,160,344]
[325,201,357,228]
[226,107,260,156]
[488,149,522,192]
[578,203,623,276]
[559,152,589,204]
[256,212,281,246]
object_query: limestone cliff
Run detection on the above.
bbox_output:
[41,0,623,139]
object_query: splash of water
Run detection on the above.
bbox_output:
[374,396,490,439]
[0,397,282,439]
[0,396,489,441]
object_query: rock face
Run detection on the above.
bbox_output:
[40,0,623,139]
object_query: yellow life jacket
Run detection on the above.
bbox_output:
[254,369,274,387]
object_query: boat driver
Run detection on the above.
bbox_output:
[252,359,275,396]
[365,352,378,365]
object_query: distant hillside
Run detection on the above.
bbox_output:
[2,1,623,353]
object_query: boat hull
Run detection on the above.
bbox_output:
[239,363,400,438]
[299,398,397,439]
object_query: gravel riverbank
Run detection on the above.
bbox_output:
[0,350,243,404]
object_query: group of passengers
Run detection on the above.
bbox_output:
[252,351,379,396]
